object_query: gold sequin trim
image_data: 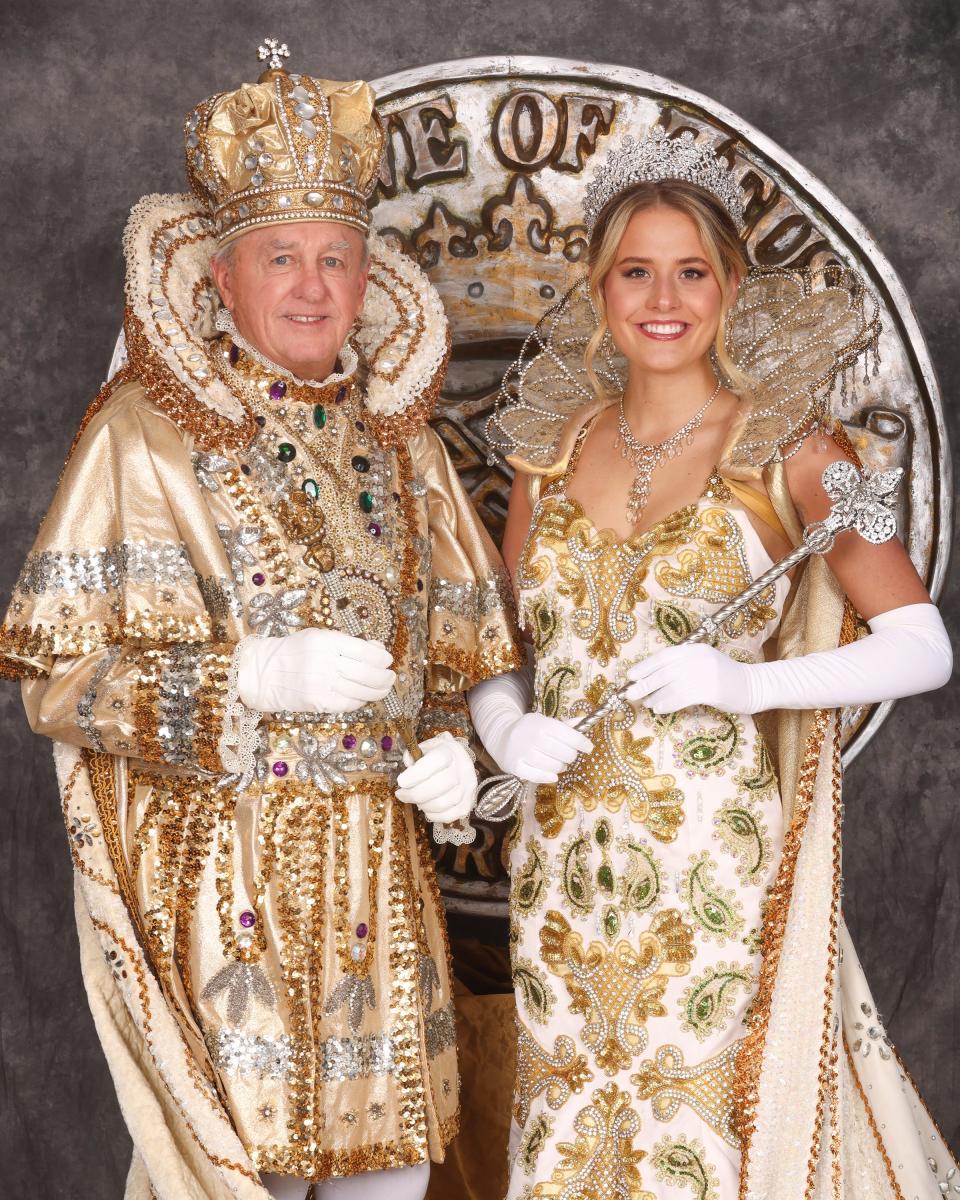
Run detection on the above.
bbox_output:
[365,330,452,449]
[733,709,830,1194]
[124,304,257,454]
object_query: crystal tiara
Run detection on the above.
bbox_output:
[582,126,746,236]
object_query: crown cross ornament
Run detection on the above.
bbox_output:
[258,38,290,72]
[583,125,745,234]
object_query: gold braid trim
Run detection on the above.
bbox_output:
[84,748,150,957]
[61,757,120,897]
[734,708,830,1197]
[842,1034,906,1200]
[123,305,258,454]
[365,329,452,449]
[803,712,844,1199]
[89,913,261,1184]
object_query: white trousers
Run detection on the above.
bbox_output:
[261,1161,430,1200]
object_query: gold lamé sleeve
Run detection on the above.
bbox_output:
[21,641,233,772]
[0,380,243,679]
[408,425,524,693]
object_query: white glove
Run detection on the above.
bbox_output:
[395,733,477,823]
[625,602,952,715]
[467,666,594,784]
[236,629,395,714]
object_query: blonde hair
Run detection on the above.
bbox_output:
[584,179,750,396]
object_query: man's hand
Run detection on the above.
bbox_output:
[237,628,395,714]
[395,733,477,823]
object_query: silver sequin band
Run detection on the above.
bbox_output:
[14,538,196,596]
[76,645,121,752]
[209,1029,293,1081]
[429,570,512,620]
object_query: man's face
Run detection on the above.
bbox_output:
[211,222,368,381]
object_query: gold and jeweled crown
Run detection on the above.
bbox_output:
[184,38,386,244]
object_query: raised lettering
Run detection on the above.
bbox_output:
[554,95,615,171]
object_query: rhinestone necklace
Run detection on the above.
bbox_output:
[616,376,721,523]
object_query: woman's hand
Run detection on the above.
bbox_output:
[625,644,756,714]
[487,711,594,784]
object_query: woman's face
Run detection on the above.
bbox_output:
[602,204,727,376]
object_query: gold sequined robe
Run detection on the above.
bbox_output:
[0,344,522,1197]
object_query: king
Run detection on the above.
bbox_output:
[0,41,523,1200]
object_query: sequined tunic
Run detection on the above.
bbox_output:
[507,427,790,1200]
[0,339,522,1183]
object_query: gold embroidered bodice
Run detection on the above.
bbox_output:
[507,426,791,1199]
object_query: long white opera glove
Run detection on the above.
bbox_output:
[625,602,952,715]
[395,733,477,823]
[236,628,395,714]
[467,664,594,784]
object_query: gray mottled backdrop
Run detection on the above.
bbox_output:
[2,0,957,1193]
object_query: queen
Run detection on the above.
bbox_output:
[469,127,955,1197]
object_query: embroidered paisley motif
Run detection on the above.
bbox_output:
[507,427,788,1199]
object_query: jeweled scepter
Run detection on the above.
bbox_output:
[473,460,903,824]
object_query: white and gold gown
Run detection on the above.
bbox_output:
[507,421,791,1200]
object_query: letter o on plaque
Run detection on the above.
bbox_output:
[492,89,560,170]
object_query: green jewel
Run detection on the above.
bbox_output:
[602,906,621,940]
[303,478,319,500]
[359,490,374,514]
[594,818,611,847]
[277,442,296,463]
[597,863,615,896]
[313,404,327,429]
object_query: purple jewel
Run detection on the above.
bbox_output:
[342,734,357,750]
[239,910,256,929]
[335,386,347,404]
[252,572,266,586]
[255,414,266,427]
[380,736,393,752]
[368,521,382,537]
[269,380,287,401]
[392,491,401,502]
[240,463,251,475]
[355,420,365,431]
[356,922,368,939]
[229,343,240,365]
[416,579,424,591]
[272,760,289,777]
